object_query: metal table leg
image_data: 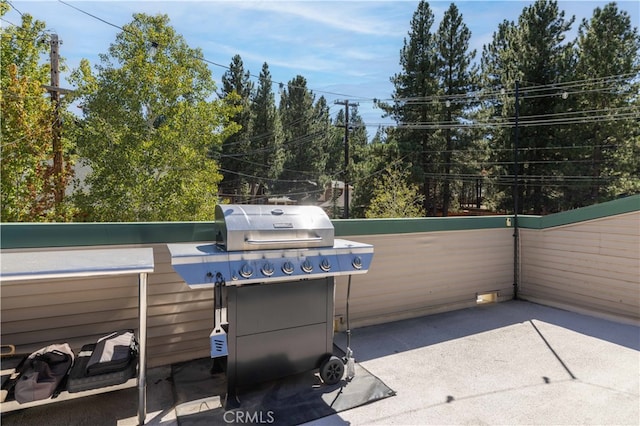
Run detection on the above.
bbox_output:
[138,272,148,425]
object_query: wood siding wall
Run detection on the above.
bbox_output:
[1,228,514,368]
[519,211,640,324]
[333,229,514,329]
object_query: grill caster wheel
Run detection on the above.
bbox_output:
[320,355,344,385]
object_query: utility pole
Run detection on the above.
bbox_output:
[513,80,520,300]
[335,100,358,219]
[49,34,63,207]
[43,34,74,215]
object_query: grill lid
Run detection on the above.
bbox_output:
[215,204,334,251]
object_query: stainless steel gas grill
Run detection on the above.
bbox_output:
[167,204,373,406]
[169,204,373,287]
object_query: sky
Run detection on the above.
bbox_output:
[3,0,639,131]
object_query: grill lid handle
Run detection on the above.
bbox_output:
[245,236,323,245]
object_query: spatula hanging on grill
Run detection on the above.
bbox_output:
[210,272,228,358]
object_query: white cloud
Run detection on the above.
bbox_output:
[229,1,408,37]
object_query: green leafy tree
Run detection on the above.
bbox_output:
[69,14,239,221]
[218,54,254,202]
[365,163,424,218]
[573,3,640,203]
[1,8,74,221]
[351,127,401,218]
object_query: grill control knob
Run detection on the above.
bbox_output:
[301,259,313,273]
[282,261,294,275]
[352,256,363,270]
[239,263,253,278]
[261,262,275,277]
[320,258,331,272]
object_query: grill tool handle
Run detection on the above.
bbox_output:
[214,272,225,326]
[245,236,322,245]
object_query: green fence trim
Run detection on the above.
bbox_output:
[0,222,217,249]
[1,195,637,249]
[1,216,511,249]
[537,194,639,229]
[333,215,510,236]
[516,195,639,229]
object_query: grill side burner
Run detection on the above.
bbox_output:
[167,204,374,407]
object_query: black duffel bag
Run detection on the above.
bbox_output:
[14,344,74,404]
[86,330,137,376]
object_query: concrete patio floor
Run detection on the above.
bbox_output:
[320,300,640,425]
[2,300,638,425]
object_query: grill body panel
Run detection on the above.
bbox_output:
[227,278,334,390]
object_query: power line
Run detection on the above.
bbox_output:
[58,0,127,32]
[1,17,19,27]
[220,104,340,150]
[415,143,624,155]
[218,168,319,185]
[393,104,638,129]
[219,153,412,196]
[6,1,23,17]
[383,73,638,104]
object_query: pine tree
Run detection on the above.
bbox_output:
[311,95,331,184]
[218,54,254,202]
[574,3,640,203]
[382,0,439,215]
[436,3,477,216]
[479,19,519,213]
[327,108,347,179]
[277,75,322,201]
[480,0,575,214]
[249,62,284,202]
